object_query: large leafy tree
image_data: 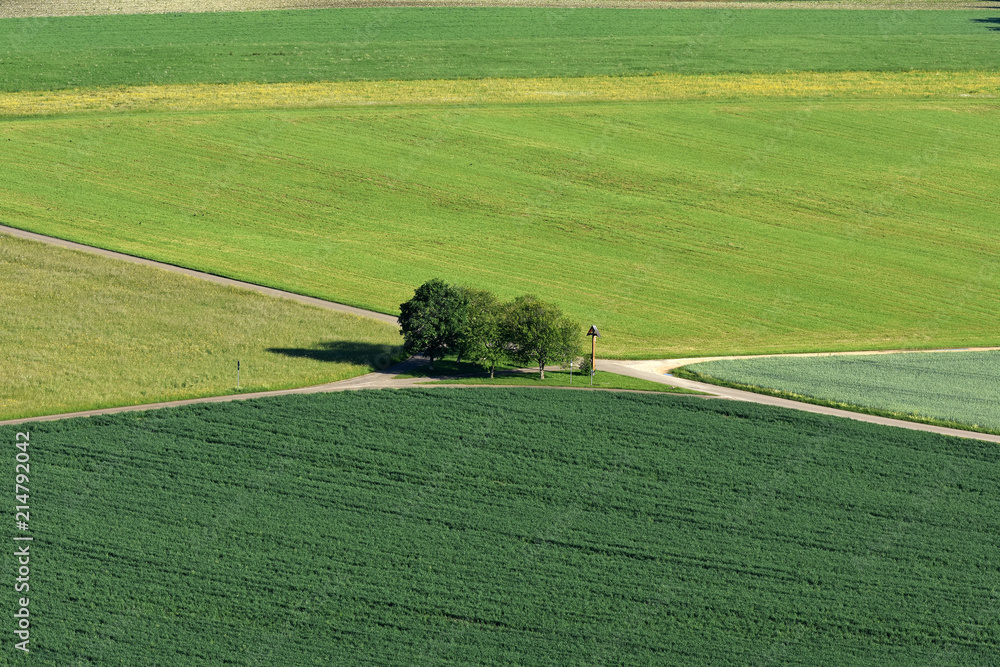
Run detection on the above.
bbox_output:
[398,279,469,369]
[455,287,510,379]
[507,295,582,379]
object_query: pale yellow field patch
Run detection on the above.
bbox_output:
[1,71,998,117]
[0,0,983,18]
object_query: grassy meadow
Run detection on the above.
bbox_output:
[4,97,1000,357]
[7,388,1000,664]
[1,9,1000,91]
[0,235,401,420]
[680,350,1000,432]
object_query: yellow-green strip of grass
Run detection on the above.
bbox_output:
[2,70,999,117]
[0,235,402,420]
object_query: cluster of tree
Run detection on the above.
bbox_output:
[399,279,583,379]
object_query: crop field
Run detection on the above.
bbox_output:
[4,97,1000,357]
[6,388,999,664]
[1,9,1000,92]
[680,350,1000,432]
[0,234,401,421]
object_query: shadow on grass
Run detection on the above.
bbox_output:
[397,359,559,380]
[972,17,1000,30]
[399,358,495,379]
[267,341,405,370]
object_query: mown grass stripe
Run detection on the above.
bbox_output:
[2,70,999,116]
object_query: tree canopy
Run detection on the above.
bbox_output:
[398,279,469,368]
[400,280,583,379]
[506,295,582,379]
[454,287,510,379]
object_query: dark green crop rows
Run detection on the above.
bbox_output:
[4,389,999,664]
[1,8,999,91]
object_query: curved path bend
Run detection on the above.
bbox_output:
[599,356,1000,444]
[4,224,1000,443]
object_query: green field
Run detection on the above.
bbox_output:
[0,234,401,420]
[7,388,999,664]
[1,9,1000,92]
[4,97,1000,356]
[680,350,1000,432]
[8,4,1000,665]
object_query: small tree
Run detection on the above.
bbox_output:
[398,279,469,369]
[506,295,582,379]
[455,287,509,379]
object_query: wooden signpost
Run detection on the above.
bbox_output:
[586,325,601,387]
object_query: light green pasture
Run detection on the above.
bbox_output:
[3,99,999,356]
[0,235,401,420]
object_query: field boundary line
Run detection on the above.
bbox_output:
[0,223,398,324]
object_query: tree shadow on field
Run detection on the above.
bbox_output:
[267,341,405,371]
[971,17,1000,30]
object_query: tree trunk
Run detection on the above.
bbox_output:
[489,364,495,379]
[539,363,545,380]
[428,354,434,371]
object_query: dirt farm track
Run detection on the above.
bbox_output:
[4,223,1000,445]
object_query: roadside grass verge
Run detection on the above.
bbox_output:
[397,358,706,393]
[0,234,402,421]
[5,98,1000,357]
[676,350,1000,434]
[4,70,1000,117]
[3,8,1000,92]
[8,388,1000,663]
